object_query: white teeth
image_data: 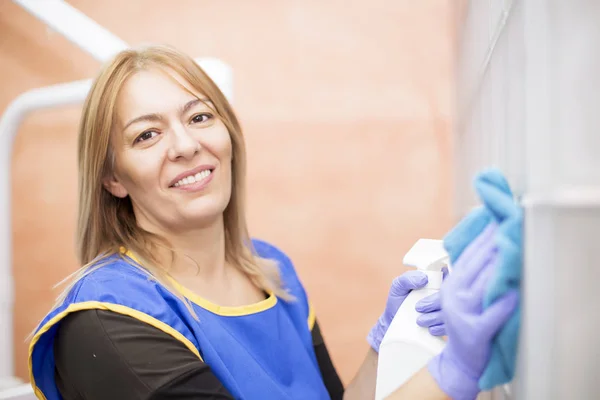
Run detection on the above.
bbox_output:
[173,169,212,187]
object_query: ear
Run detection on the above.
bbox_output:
[102,174,129,198]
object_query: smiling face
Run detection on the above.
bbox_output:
[103,68,233,235]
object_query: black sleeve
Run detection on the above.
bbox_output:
[311,319,345,400]
[54,309,235,400]
[54,310,344,400]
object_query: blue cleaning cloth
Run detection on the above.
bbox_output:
[474,169,523,390]
[443,205,493,264]
[443,168,523,390]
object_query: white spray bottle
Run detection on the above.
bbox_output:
[375,239,449,400]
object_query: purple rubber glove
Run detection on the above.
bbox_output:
[428,224,519,400]
[367,271,429,352]
[415,267,449,336]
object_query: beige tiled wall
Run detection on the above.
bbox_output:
[0,0,457,382]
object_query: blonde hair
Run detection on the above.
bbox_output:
[55,44,291,309]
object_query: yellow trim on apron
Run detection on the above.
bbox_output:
[28,301,203,399]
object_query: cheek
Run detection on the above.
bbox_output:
[204,124,233,164]
[217,128,233,162]
[205,128,234,194]
[115,150,164,195]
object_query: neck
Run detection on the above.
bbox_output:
[143,214,229,280]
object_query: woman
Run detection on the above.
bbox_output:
[29,44,514,400]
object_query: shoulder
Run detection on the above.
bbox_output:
[67,254,155,301]
[251,238,293,264]
[43,254,202,357]
[251,239,314,329]
[251,238,300,284]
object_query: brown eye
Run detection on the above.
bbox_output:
[136,130,159,143]
[191,113,212,124]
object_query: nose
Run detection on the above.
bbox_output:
[167,123,200,161]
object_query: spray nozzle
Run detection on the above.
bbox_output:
[403,239,449,271]
[403,239,449,290]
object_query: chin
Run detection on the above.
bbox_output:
[184,198,228,224]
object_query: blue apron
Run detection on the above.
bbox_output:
[29,239,330,400]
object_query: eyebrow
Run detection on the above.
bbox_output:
[122,98,212,131]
